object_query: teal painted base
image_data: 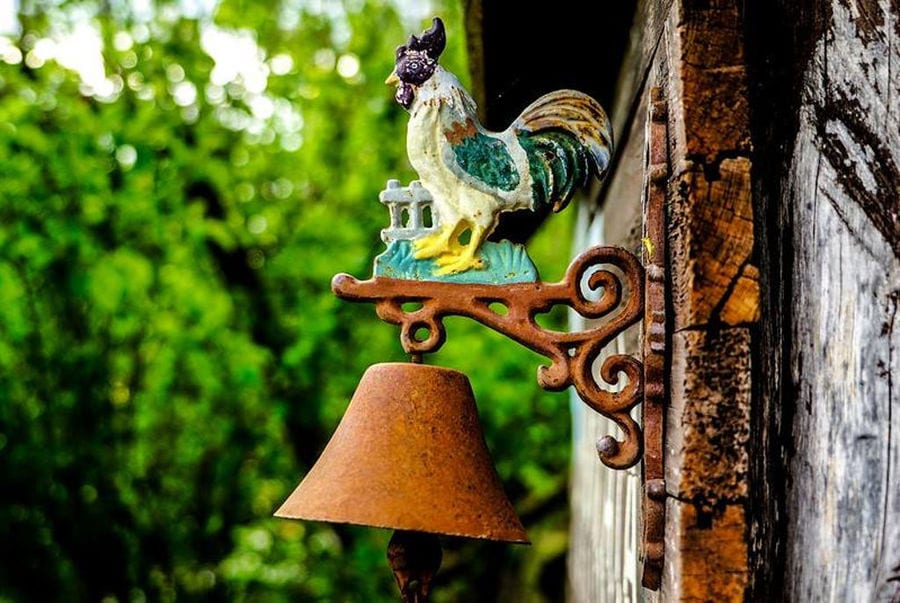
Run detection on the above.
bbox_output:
[374,240,539,284]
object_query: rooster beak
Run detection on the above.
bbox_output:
[385,69,400,86]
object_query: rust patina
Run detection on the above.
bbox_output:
[275,363,528,602]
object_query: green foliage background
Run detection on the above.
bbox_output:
[0,1,573,600]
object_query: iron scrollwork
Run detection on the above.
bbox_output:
[332,245,646,470]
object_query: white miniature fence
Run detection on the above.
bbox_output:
[379,179,439,243]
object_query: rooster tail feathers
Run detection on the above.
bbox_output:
[515,90,613,174]
[518,131,589,212]
[514,90,613,212]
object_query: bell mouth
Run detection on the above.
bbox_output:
[274,511,530,545]
[275,362,529,544]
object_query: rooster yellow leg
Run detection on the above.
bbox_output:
[434,224,487,275]
[412,221,465,260]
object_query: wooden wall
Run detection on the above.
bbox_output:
[572,0,761,599]
[567,87,648,603]
[572,1,899,599]
[467,1,899,600]
[748,1,900,600]
[661,2,759,600]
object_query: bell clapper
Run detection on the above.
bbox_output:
[387,530,442,603]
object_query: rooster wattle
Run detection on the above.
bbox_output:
[385,17,614,275]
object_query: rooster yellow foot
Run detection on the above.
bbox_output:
[412,226,461,260]
[433,252,484,275]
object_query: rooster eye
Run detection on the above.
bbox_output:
[408,61,420,70]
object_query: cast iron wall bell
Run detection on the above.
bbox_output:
[276,17,669,600]
[276,363,528,601]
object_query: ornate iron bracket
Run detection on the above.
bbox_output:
[333,245,645,469]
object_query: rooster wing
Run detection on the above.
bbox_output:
[436,89,613,215]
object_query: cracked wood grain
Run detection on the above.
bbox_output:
[749,0,900,600]
[785,3,900,601]
[669,156,760,331]
[661,0,758,600]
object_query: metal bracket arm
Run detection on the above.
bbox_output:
[332,245,646,470]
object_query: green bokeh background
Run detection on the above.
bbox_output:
[0,1,573,600]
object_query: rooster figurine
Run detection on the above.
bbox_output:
[384,17,613,276]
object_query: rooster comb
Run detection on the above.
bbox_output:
[397,17,446,61]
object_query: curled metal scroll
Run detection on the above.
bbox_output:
[332,245,645,469]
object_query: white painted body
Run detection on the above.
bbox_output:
[405,67,534,232]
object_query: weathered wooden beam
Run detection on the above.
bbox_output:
[748,0,900,599]
[669,158,759,330]
[665,500,749,601]
[574,0,760,597]
[662,0,758,599]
